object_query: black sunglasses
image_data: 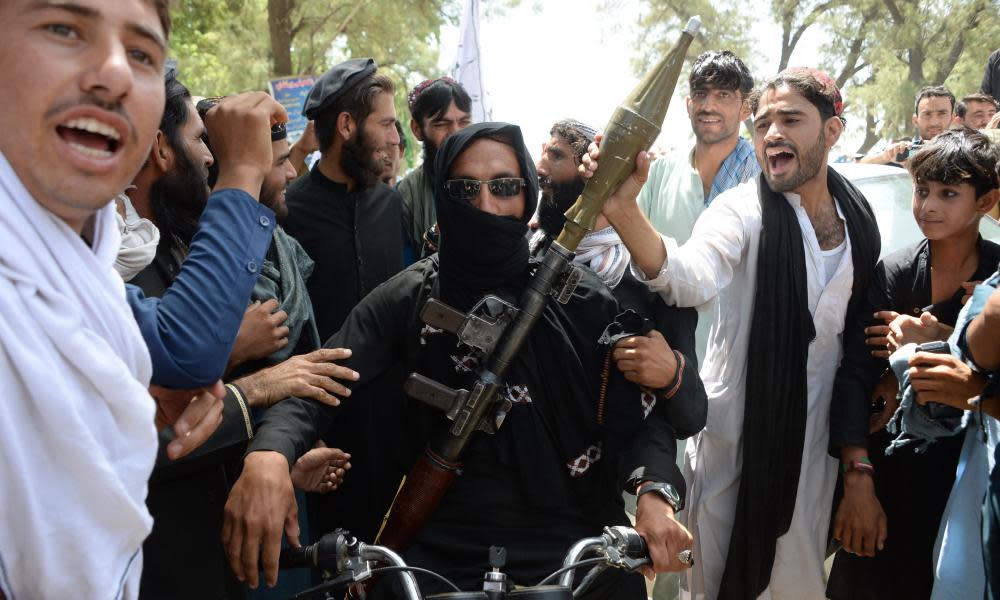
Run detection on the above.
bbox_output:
[444,177,526,201]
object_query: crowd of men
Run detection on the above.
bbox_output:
[3,1,1000,600]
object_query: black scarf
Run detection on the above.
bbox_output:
[432,122,539,311]
[718,168,879,599]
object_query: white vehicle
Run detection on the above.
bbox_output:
[831,162,1000,256]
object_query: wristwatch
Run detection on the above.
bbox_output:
[637,481,683,512]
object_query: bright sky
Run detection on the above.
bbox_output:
[437,0,848,162]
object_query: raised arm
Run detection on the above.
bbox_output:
[129,92,288,388]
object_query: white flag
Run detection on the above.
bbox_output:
[451,0,491,122]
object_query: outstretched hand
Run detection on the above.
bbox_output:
[291,441,351,493]
[235,347,359,408]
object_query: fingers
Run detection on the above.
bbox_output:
[273,325,290,341]
[240,518,262,588]
[224,516,245,583]
[259,506,294,588]
[312,360,360,383]
[633,150,651,185]
[646,329,667,343]
[908,351,954,368]
[873,311,900,324]
[168,390,224,460]
[308,347,353,362]
[613,342,645,361]
[614,336,642,349]
[269,309,288,326]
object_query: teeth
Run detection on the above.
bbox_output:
[68,141,112,159]
[62,117,120,141]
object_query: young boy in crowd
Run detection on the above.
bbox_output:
[828,127,1000,599]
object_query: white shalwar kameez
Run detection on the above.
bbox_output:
[636,180,853,600]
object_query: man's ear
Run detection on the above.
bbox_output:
[149,130,174,173]
[739,98,751,122]
[912,114,919,128]
[825,116,844,148]
[409,118,424,142]
[336,112,356,141]
[978,188,1000,215]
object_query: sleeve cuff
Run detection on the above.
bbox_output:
[226,383,254,441]
[629,233,677,290]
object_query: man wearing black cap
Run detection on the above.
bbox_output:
[285,57,415,562]
[288,57,406,342]
[224,122,696,596]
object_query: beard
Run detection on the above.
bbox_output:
[340,123,384,190]
[536,175,586,237]
[150,148,210,248]
[762,130,826,193]
[259,179,288,221]
[420,134,439,180]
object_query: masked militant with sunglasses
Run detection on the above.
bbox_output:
[223,122,694,597]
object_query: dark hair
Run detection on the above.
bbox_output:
[955,101,967,119]
[146,0,172,39]
[689,50,754,97]
[749,70,838,121]
[314,72,395,152]
[914,85,955,115]
[395,119,407,152]
[908,128,1000,199]
[962,92,999,110]
[410,78,472,126]
[550,119,596,163]
[160,69,192,154]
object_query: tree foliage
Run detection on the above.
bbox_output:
[169,0,460,99]
[621,0,1000,152]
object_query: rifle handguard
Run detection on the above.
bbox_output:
[376,448,461,551]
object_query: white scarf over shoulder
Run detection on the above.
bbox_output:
[0,152,156,599]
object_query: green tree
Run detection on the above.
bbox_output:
[622,0,1000,153]
[169,0,460,98]
[845,0,999,151]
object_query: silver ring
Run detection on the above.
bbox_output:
[678,549,694,566]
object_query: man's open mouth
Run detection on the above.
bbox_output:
[56,117,121,159]
[766,148,796,173]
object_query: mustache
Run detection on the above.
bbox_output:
[43,93,137,144]
[764,141,797,153]
[695,111,725,120]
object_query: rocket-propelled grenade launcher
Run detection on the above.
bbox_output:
[375,16,701,554]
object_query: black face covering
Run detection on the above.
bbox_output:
[432,122,539,310]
